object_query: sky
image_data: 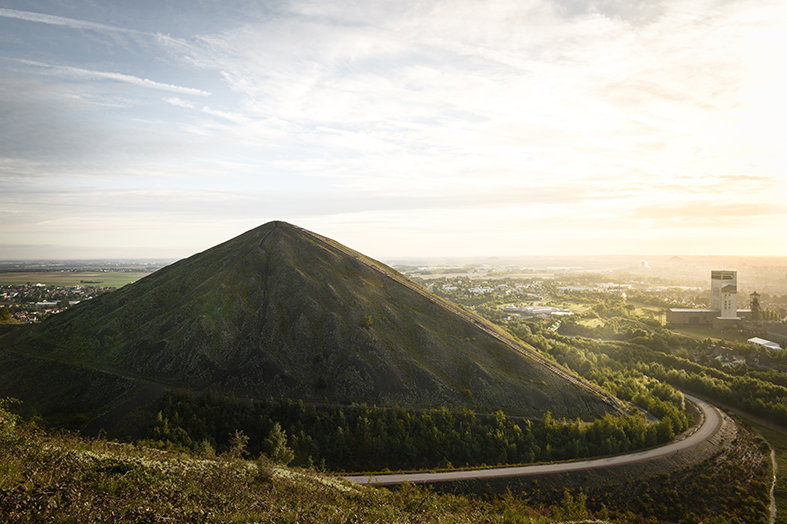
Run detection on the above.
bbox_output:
[1,0,786,261]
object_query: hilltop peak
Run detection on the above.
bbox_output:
[17,223,622,423]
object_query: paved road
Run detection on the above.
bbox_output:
[346,394,720,486]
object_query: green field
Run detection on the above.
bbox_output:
[0,271,151,288]
[576,318,605,328]
[667,324,751,343]
[551,300,593,314]
[625,300,665,319]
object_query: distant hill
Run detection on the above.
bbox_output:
[6,221,623,426]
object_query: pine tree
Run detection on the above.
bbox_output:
[264,423,294,465]
[228,429,249,458]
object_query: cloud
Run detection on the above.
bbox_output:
[200,106,249,123]
[0,75,109,161]
[630,201,785,223]
[0,7,196,50]
[62,66,211,96]
[17,59,211,96]
[3,0,786,258]
[0,7,143,35]
[164,97,196,109]
[184,0,755,169]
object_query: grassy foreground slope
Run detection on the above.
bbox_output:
[0,400,772,523]
[0,401,598,524]
[13,221,619,419]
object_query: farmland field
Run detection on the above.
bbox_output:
[668,324,752,343]
[0,271,151,288]
[625,300,665,318]
[555,301,593,314]
[576,318,605,328]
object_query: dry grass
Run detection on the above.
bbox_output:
[1,400,609,524]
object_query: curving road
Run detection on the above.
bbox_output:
[346,394,721,486]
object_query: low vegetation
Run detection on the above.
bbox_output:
[577,415,771,523]
[737,418,786,524]
[139,391,682,473]
[515,321,787,429]
[0,399,769,523]
[0,399,597,523]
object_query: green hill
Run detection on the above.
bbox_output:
[6,221,622,426]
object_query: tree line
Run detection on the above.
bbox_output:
[515,319,787,429]
[140,390,681,473]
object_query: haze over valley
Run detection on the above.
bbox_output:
[1,222,786,522]
[2,1,786,522]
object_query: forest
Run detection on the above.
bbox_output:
[140,389,683,473]
[510,319,787,428]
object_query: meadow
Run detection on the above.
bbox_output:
[0,272,149,288]
[668,324,752,344]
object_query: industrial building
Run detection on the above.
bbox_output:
[666,270,751,329]
[767,324,787,349]
[710,270,738,319]
[748,337,782,351]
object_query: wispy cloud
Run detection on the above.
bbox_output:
[2,0,786,257]
[0,7,143,35]
[200,106,249,123]
[631,201,786,223]
[17,59,211,96]
[0,7,195,50]
[164,97,196,109]
[64,66,211,96]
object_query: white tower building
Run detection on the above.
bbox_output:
[711,270,738,319]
